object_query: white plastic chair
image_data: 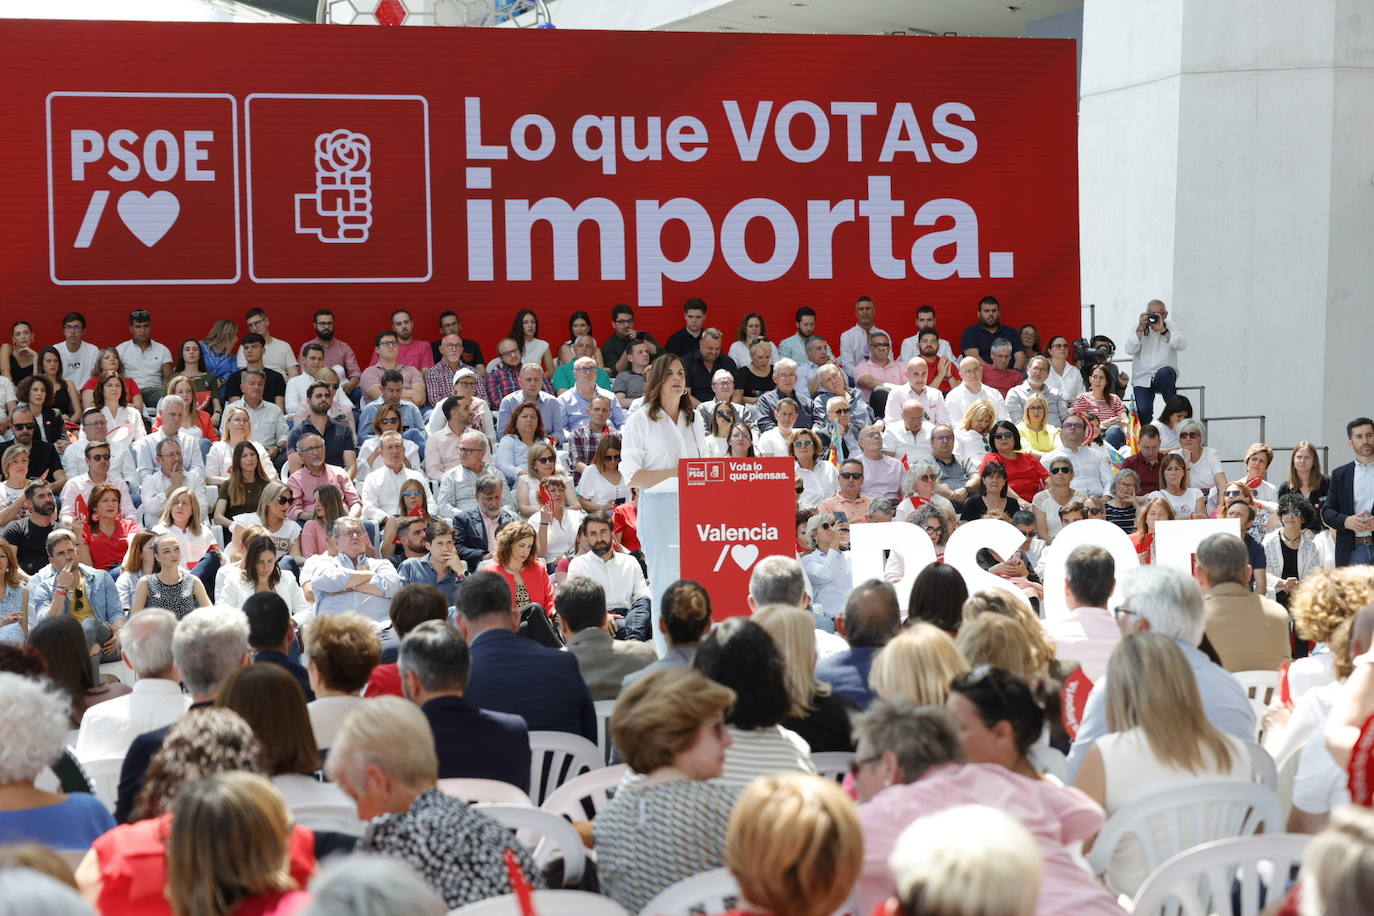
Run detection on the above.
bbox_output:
[593,699,617,764]
[528,731,603,805]
[1243,741,1277,791]
[449,889,628,915]
[811,751,853,783]
[436,777,533,808]
[80,756,125,812]
[472,804,587,887]
[1086,781,1283,897]
[541,763,629,822]
[1233,670,1280,738]
[1130,833,1310,915]
[1274,745,1303,823]
[637,868,740,916]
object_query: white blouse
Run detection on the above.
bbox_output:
[619,404,706,482]
[205,439,278,480]
[728,340,779,367]
[1185,446,1225,492]
[1032,487,1086,538]
[1158,486,1204,519]
[216,568,311,621]
[1047,363,1084,402]
[576,465,631,507]
[795,461,838,509]
[101,405,147,443]
[756,427,794,457]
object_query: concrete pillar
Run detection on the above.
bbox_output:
[1079,0,1374,473]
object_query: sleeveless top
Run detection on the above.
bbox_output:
[145,572,199,620]
[8,353,34,384]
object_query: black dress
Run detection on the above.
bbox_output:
[783,691,858,753]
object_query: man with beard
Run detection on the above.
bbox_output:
[566,512,652,641]
[300,309,362,398]
[960,296,1025,369]
[370,309,434,371]
[287,382,358,475]
[453,474,520,570]
[429,310,485,372]
[1324,416,1374,566]
[898,304,958,365]
[1,481,58,574]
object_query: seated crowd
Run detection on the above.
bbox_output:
[1,297,1372,915]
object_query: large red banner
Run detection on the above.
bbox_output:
[1,20,1079,359]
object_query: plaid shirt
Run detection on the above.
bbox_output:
[565,424,617,483]
[485,364,552,406]
[423,361,462,408]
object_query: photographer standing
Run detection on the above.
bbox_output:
[1124,299,1186,425]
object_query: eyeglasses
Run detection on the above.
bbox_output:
[378,339,398,347]
[498,348,519,357]
[63,323,84,331]
[1113,603,1136,621]
[1050,466,1073,474]
[378,417,400,424]
[833,408,850,415]
[88,453,111,462]
[299,444,324,454]
[1224,489,1244,498]
[340,529,368,539]
[931,434,954,441]
[921,523,944,535]
[917,474,937,482]
[458,447,483,455]
[840,472,863,480]
[793,441,814,449]
[794,485,805,494]
[614,318,634,325]
[871,342,890,349]
[848,754,881,776]
[1061,422,1085,431]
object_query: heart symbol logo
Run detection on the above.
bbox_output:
[117,190,180,247]
[730,543,759,571]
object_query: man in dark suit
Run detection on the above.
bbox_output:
[243,592,314,702]
[1322,416,1374,567]
[399,619,530,792]
[453,473,520,572]
[115,606,250,822]
[814,579,901,710]
[457,571,597,742]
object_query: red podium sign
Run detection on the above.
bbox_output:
[679,457,796,620]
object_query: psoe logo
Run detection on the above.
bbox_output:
[684,460,724,485]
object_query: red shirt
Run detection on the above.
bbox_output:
[86,517,140,569]
[979,450,1049,500]
[612,503,641,552]
[920,355,961,392]
[1123,452,1161,493]
[365,662,403,698]
[481,560,555,611]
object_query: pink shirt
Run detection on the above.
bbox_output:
[287,464,360,520]
[369,340,434,371]
[855,763,1123,916]
[1044,606,1121,684]
[853,359,907,400]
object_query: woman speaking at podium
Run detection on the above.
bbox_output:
[620,353,707,490]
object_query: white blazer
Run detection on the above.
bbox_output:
[620,403,706,481]
[1261,529,1323,601]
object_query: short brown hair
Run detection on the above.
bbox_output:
[726,774,863,916]
[304,613,381,693]
[611,668,735,774]
[216,664,320,776]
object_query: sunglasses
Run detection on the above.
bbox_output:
[795,485,805,494]
[840,472,863,480]
[1050,466,1073,475]
[401,490,424,498]
[88,454,111,462]
[833,408,851,415]
[11,422,34,430]
[379,417,401,424]
[275,496,292,505]
[1179,431,1201,439]
[536,455,556,464]
[1085,507,1104,516]
[992,432,1013,440]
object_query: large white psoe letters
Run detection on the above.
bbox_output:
[851,517,1242,618]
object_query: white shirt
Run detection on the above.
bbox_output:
[1032,488,1086,538]
[528,507,583,562]
[274,773,366,836]
[1184,447,1225,492]
[229,512,303,556]
[284,372,351,420]
[102,405,147,444]
[1046,362,1085,402]
[141,467,210,527]
[883,424,932,465]
[575,465,631,508]
[1044,606,1120,683]
[223,398,287,448]
[567,550,651,609]
[755,427,794,457]
[619,405,705,483]
[357,436,421,477]
[216,568,311,622]
[74,678,190,762]
[1041,445,1112,497]
[360,464,429,522]
[59,473,138,524]
[954,428,989,463]
[795,461,838,509]
[1354,458,1374,516]
[152,522,216,566]
[309,694,364,748]
[1123,322,1186,386]
[59,341,100,386]
[897,334,956,364]
[944,383,1008,426]
[205,440,278,481]
[237,337,298,378]
[728,340,779,367]
[116,339,173,393]
[882,383,950,428]
[839,323,890,373]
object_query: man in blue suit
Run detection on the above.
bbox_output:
[1322,416,1374,567]
[452,474,520,573]
[814,579,901,710]
[399,619,531,792]
[457,571,597,742]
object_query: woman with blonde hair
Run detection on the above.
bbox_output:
[720,773,863,916]
[1074,632,1249,895]
[869,623,971,707]
[115,530,158,612]
[955,614,1039,682]
[206,405,276,486]
[955,400,995,462]
[594,668,740,913]
[1016,392,1058,456]
[166,772,308,916]
[153,485,216,568]
[962,589,1056,676]
[160,374,219,441]
[516,440,580,516]
[229,480,302,562]
[753,604,856,752]
[1130,495,1176,564]
[0,538,29,642]
[1156,451,1205,519]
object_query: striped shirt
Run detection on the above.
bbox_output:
[718,725,816,788]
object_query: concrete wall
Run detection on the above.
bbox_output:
[1080,0,1373,472]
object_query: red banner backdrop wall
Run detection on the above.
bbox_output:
[0,20,1079,362]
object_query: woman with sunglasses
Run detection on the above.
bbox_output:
[229,480,303,563]
[704,401,736,457]
[1218,479,1276,540]
[1080,493,1109,522]
[802,513,852,629]
[516,441,579,516]
[1278,440,1329,533]
[894,459,955,522]
[205,405,277,487]
[1263,494,1323,608]
[1019,324,1044,362]
[981,420,1047,501]
[576,433,629,513]
[1044,335,1084,402]
[1032,454,1085,541]
[531,473,583,570]
[756,395,799,457]
[1176,417,1227,506]
[959,460,1022,522]
[955,400,995,463]
[35,346,80,421]
[1156,452,1205,519]
[790,428,837,509]
[884,503,955,583]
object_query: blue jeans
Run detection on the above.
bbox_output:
[191,550,221,603]
[1350,541,1374,566]
[1133,365,1178,427]
[1103,425,1127,449]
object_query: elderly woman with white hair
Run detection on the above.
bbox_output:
[300,854,445,916]
[326,696,541,909]
[800,513,851,629]
[1176,417,1227,506]
[893,459,956,522]
[0,672,114,848]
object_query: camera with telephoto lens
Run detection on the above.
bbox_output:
[1072,336,1115,367]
